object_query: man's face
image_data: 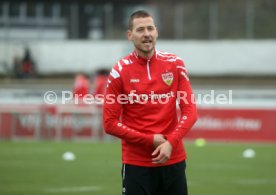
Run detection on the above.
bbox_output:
[127,17,158,57]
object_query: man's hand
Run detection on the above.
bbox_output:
[153,134,166,149]
[151,141,172,164]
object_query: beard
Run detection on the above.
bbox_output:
[134,41,155,56]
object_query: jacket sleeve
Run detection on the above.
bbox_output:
[165,60,198,149]
[103,66,154,147]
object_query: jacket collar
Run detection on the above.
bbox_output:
[131,50,157,65]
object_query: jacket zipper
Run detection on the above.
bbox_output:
[146,59,152,80]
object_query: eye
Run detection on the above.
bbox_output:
[147,26,154,31]
[136,28,144,32]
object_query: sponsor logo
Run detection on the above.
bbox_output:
[162,72,174,86]
[130,79,140,83]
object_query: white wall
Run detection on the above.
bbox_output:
[157,40,276,76]
[1,40,276,75]
[0,28,66,41]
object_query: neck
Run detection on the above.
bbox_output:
[135,49,155,59]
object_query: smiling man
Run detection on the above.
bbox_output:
[127,14,157,58]
[103,10,198,195]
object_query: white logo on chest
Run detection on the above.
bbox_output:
[130,79,140,83]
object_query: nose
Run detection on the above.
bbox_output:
[144,29,150,36]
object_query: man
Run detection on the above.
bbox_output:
[93,68,110,97]
[103,10,198,195]
[93,68,110,139]
[73,72,90,98]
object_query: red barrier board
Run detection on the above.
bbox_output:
[187,108,276,142]
[1,105,276,142]
[0,104,97,140]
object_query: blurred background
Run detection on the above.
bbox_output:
[0,0,275,141]
[0,0,276,195]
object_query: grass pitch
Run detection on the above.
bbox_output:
[0,141,275,195]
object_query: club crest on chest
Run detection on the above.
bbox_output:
[161,72,174,86]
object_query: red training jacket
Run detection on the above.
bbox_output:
[73,75,90,98]
[103,50,198,167]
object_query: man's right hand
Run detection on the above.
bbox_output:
[153,134,166,149]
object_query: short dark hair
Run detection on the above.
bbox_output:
[128,10,152,30]
[96,68,110,76]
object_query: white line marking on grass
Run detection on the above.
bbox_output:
[45,186,102,193]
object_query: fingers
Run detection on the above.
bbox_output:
[152,153,169,164]
[152,145,161,156]
[151,146,169,164]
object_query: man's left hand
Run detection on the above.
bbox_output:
[151,141,172,164]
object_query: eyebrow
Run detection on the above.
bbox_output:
[136,25,155,29]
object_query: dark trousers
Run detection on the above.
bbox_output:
[122,161,187,195]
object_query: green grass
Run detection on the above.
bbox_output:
[0,141,275,195]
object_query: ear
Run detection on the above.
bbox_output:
[156,27,159,39]
[127,30,132,41]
